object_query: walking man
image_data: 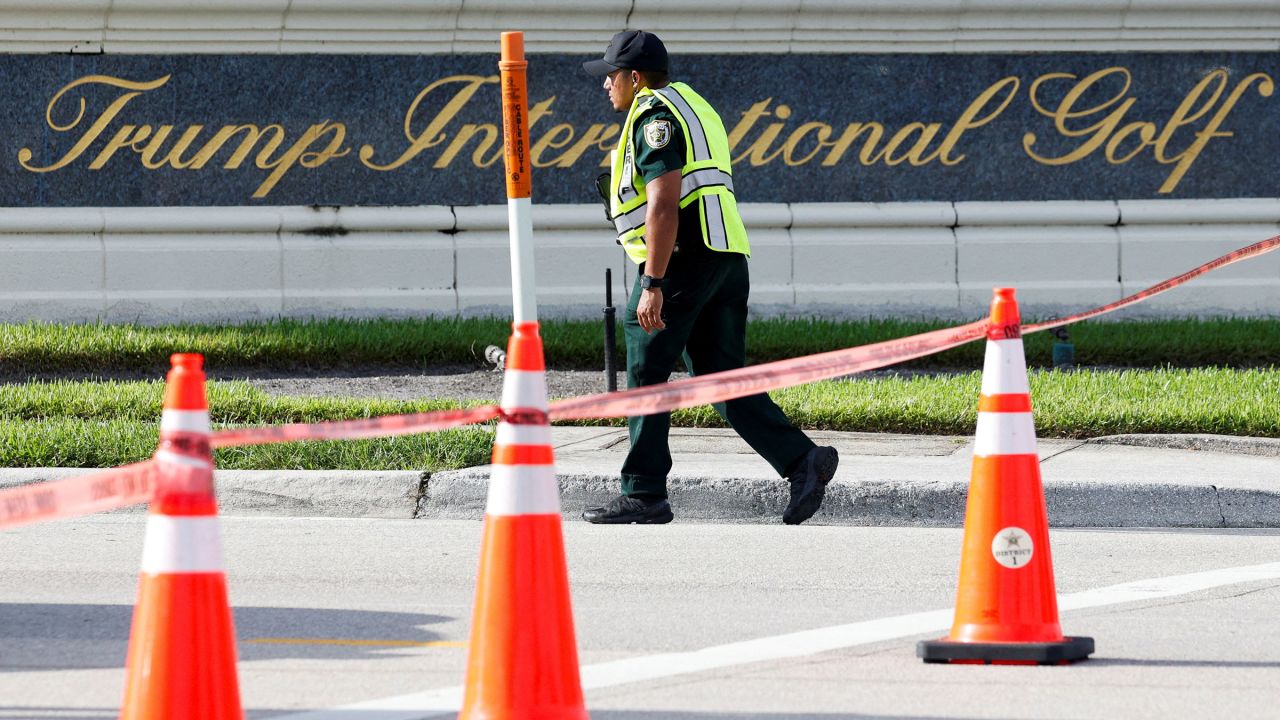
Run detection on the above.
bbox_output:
[582,30,839,525]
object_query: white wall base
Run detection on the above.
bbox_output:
[2,199,1277,324]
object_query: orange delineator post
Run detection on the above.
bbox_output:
[457,31,588,720]
[498,30,536,326]
[918,288,1094,665]
[121,353,243,718]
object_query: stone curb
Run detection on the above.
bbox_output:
[421,468,1280,528]
[0,469,424,519]
[1088,434,1280,457]
[3,432,1277,526]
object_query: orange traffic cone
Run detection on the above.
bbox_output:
[459,322,588,720]
[918,289,1093,665]
[121,353,243,718]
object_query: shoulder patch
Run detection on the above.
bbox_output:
[644,119,672,149]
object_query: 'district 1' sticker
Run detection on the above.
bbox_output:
[991,527,1034,569]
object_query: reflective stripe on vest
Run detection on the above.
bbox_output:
[609,82,750,264]
[612,168,735,235]
[653,86,711,161]
[703,193,729,251]
[618,143,638,205]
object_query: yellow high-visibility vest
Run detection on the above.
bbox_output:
[609,82,750,264]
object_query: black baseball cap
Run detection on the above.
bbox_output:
[582,30,669,76]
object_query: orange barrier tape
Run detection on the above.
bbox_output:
[0,460,157,530]
[549,320,990,422]
[1024,234,1280,334]
[209,405,502,448]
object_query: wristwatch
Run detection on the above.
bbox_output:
[640,274,664,290]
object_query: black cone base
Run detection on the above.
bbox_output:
[917,635,1094,665]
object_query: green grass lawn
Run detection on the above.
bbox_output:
[2,367,1275,469]
[3,316,1275,470]
[3,316,1279,374]
[0,380,494,471]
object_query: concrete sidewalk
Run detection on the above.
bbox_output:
[426,427,1280,527]
[3,428,1277,527]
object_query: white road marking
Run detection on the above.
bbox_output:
[273,561,1280,720]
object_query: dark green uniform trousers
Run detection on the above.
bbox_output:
[621,251,815,499]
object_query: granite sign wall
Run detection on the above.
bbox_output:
[4,53,1276,206]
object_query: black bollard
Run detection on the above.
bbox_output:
[603,268,618,392]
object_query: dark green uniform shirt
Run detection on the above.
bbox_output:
[631,101,708,259]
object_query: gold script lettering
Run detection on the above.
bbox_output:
[88,125,153,169]
[18,75,171,172]
[532,124,576,168]
[254,121,349,198]
[1155,71,1273,193]
[1024,67,1273,192]
[818,123,884,166]
[734,103,792,166]
[138,125,207,169]
[360,75,498,171]
[919,76,1020,166]
[1024,67,1137,166]
[556,123,618,168]
[188,125,287,169]
[436,124,499,168]
[780,122,831,166]
[15,66,1271,200]
[876,123,944,166]
[727,100,774,154]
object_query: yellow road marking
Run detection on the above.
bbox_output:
[246,637,466,648]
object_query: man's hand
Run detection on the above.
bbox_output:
[637,288,665,333]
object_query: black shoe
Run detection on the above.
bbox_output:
[583,495,674,524]
[783,446,839,525]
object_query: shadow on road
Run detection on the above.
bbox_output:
[0,707,304,720]
[0,602,457,671]
[577,714,997,720]
[476,707,993,712]
[0,709,116,720]
[0,709,1001,720]
[245,709,1004,720]
[1089,656,1280,668]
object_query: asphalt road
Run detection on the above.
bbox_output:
[2,517,1279,719]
